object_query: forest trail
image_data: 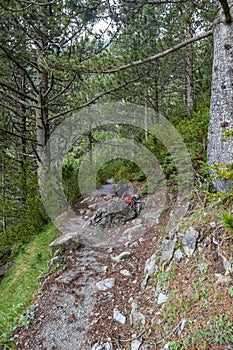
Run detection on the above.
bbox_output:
[13,183,233,350]
[14,181,169,349]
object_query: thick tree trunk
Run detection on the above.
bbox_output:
[207,2,233,192]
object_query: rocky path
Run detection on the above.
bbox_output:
[13,183,233,350]
[14,181,167,349]
[15,246,109,349]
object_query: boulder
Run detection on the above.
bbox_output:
[123,224,145,238]
[182,227,199,257]
[49,232,80,250]
[174,249,183,264]
[90,198,136,228]
[144,253,158,275]
[161,238,175,263]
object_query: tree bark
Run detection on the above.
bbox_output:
[185,25,194,115]
[36,42,50,170]
[208,1,233,192]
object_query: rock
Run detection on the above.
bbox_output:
[113,308,126,324]
[111,251,132,263]
[157,293,168,304]
[49,232,80,250]
[140,275,150,291]
[214,274,232,285]
[144,253,158,275]
[127,241,139,248]
[142,211,161,226]
[123,224,145,238]
[90,198,136,228]
[140,345,151,350]
[132,218,142,225]
[161,238,175,263]
[218,253,233,275]
[130,301,146,326]
[177,318,186,336]
[0,262,11,278]
[96,278,115,291]
[182,227,199,257]
[48,255,64,267]
[115,184,129,198]
[88,203,98,210]
[106,178,114,185]
[131,339,142,350]
[120,269,132,277]
[174,249,183,264]
[92,342,113,350]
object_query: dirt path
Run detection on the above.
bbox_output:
[14,183,166,349]
[15,246,110,349]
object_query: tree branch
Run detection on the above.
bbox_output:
[49,75,142,120]
[0,81,37,103]
[122,0,186,3]
[0,88,32,109]
[0,127,39,145]
[0,102,26,118]
[96,29,213,74]
[47,74,77,104]
[0,44,38,94]
[219,0,232,24]
[18,0,59,6]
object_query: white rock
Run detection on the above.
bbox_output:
[215,274,232,285]
[88,203,98,210]
[178,318,186,336]
[123,224,145,237]
[144,253,158,275]
[111,251,132,263]
[131,339,142,350]
[113,308,126,324]
[92,343,113,350]
[96,278,115,291]
[157,293,168,304]
[130,301,146,326]
[210,221,216,228]
[120,269,132,277]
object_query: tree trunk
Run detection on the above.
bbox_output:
[185,25,194,116]
[36,44,50,170]
[1,159,6,233]
[207,2,233,192]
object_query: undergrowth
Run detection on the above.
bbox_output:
[0,224,58,349]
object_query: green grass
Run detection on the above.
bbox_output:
[0,224,58,348]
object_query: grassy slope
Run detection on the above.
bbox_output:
[0,224,58,346]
